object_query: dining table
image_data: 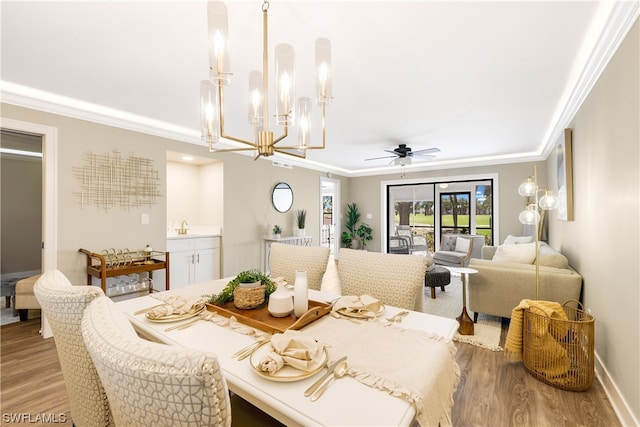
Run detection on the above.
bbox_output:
[114,278,460,427]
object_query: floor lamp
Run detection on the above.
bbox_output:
[517,165,559,299]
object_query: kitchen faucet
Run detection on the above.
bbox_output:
[177,220,189,235]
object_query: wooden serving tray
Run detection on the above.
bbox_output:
[205,299,331,334]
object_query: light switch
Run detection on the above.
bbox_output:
[141,213,150,224]
[366,213,372,219]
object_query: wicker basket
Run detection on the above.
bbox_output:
[233,284,266,309]
[523,300,595,391]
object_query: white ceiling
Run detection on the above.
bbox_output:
[1,1,638,176]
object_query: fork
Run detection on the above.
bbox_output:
[386,311,409,323]
[231,336,271,360]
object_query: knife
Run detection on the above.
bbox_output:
[304,356,347,397]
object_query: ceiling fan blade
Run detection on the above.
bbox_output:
[384,149,400,155]
[411,154,436,160]
[411,147,440,155]
[365,155,397,161]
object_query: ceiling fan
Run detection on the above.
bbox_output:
[365,144,440,166]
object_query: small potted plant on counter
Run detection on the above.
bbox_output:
[295,209,306,237]
[272,224,282,239]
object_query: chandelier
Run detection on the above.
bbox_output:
[200,1,333,160]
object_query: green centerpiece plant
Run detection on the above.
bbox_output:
[205,269,276,306]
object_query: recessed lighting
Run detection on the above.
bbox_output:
[181,156,194,161]
[0,148,43,158]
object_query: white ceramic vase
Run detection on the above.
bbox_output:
[268,283,293,317]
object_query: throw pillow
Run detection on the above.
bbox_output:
[504,235,534,245]
[455,237,470,254]
[492,242,536,264]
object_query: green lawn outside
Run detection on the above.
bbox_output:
[394,214,491,227]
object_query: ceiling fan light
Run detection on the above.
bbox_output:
[207,1,231,86]
[394,157,411,167]
[315,38,332,106]
[275,44,295,126]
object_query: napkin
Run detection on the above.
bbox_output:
[332,295,381,317]
[146,294,205,319]
[258,330,324,375]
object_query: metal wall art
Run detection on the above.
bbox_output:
[74,150,161,211]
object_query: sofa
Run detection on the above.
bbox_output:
[468,240,583,319]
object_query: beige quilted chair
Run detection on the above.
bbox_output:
[337,248,427,311]
[269,243,330,291]
[33,269,113,427]
[82,296,232,426]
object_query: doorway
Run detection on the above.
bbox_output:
[1,117,58,337]
[319,177,340,256]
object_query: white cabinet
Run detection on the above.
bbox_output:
[167,236,220,289]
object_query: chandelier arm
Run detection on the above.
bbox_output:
[209,146,258,153]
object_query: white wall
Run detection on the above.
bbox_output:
[546,19,639,425]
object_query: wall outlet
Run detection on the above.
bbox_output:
[141,213,150,225]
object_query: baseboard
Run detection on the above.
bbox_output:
[595,350,638,426]
[1,270,41,282]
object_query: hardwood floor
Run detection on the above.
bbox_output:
[1,318,621,427]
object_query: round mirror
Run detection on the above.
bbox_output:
[272,182,294,213]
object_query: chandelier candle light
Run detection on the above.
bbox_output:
[201,1,333,160]
[518,165,560,299]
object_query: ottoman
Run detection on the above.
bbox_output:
[15,274,42,321]
[424,265,451,299]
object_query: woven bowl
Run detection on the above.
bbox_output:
[234,284,266,309]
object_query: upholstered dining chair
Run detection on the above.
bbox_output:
[337,248,427,311]
[82,296,232,427]
[33,269,114,427]
[269,243,330,290]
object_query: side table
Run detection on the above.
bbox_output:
[444,266,478,335]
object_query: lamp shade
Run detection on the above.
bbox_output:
[297,97,311,149]
[518,206,540,225]
[248,71,263,126]
[207,1,231,86]
[518,177,537,197]
[200,80,219,145]
[539,191,560,210]
[315,38,332,106]
[275,44,295,126]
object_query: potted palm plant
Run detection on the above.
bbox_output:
[295,209,306,237]
[343,202,361,249]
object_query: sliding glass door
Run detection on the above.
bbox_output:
[387,179,493,253]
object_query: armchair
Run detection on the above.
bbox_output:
[432,234,484,267]
[33,270,114,427]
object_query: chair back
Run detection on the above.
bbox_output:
[269,243,330,290]
[82,297,232,427]
[33,269,114,427]
[337,248,427,311]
